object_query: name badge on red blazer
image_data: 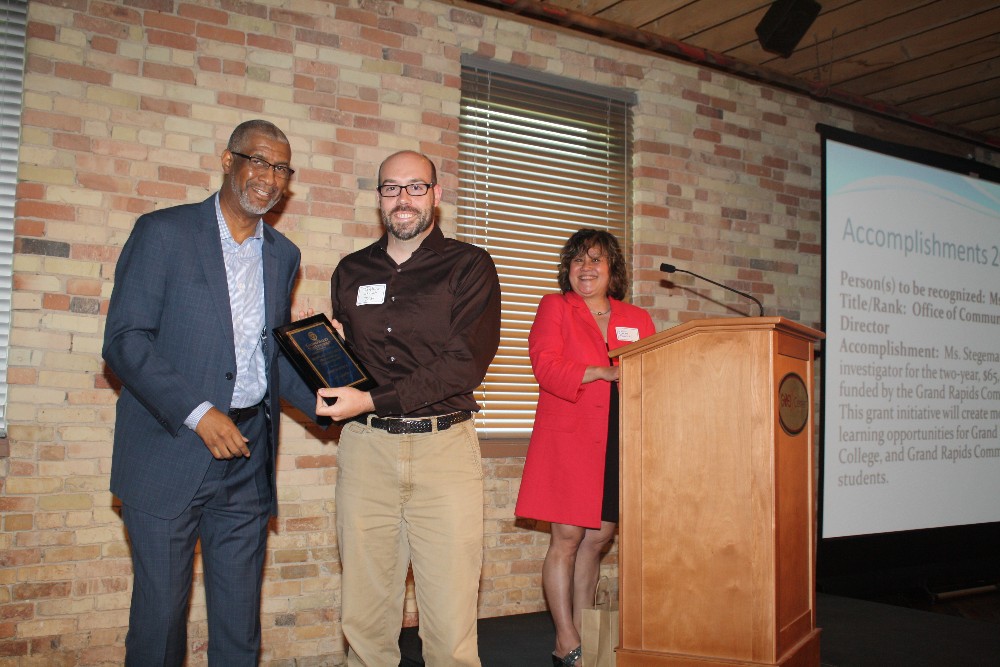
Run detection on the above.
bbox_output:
[616,327,639,342]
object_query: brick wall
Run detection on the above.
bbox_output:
[2,1,994,665]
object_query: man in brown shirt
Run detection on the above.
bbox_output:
[317,150,501,666]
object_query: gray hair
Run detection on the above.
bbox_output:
[227,120,289,153]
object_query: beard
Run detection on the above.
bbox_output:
[382,204,433,241]
[230,176,282,216]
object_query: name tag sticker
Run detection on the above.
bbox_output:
[616,326,640,342]
[357,284,386,306]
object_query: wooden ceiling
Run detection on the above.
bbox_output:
[465,0,1000,150]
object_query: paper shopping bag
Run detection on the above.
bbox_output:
[581,576,619,667]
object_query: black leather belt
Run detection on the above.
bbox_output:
[228,401,263,425]
[352,411,472,435]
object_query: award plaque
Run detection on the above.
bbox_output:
[273,314,376,403]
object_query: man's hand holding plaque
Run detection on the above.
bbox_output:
[273,314,376,404]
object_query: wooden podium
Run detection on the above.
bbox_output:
[609,317,824,667]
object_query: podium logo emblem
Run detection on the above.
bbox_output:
[778,373,809,435]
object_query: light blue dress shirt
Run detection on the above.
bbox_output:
[184,195,266,430]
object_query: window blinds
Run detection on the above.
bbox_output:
[0,0,28,436]
[458,58,632,439]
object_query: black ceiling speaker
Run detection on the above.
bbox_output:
[755,0,822,58]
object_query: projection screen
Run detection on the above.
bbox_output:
[822,128,1000,541]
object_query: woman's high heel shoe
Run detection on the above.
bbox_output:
[552,645,582,666]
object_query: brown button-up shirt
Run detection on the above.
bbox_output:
[330,225,501,417]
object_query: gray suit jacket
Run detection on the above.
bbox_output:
[103,195,318,519]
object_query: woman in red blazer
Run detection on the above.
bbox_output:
[516,229,656,666]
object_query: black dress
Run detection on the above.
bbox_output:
[601,350,619,523]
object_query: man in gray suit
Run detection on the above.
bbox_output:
[103,119,320,666]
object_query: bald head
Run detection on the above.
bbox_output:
[379,151,437,185]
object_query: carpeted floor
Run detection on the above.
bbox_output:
[399,590,1000,666]
[817,591,1000,667]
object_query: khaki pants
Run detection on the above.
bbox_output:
[336,419,484,667]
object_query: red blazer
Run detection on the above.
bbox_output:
[515,291,656,528]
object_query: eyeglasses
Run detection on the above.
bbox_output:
[230,151,295,180]
[376,182,435,197]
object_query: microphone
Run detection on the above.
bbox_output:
[660,263,764,317]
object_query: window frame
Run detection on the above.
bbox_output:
[457,56,634,448]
